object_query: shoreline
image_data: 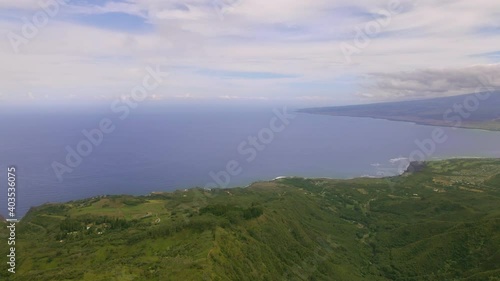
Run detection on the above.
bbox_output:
[12,158,500,220]
[298,111,500,132]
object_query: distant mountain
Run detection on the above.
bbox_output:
[300,92,500,131]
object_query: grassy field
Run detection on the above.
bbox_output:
[1,159,500,280]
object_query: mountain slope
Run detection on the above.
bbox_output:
[1,159,500,280]
[300,92,500,131]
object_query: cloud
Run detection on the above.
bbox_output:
[0,0,45,9]
[218,95,269,100]
[293,95,339,101]
[1,0,500,105]
[360,64,500,100]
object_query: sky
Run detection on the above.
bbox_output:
[0,0,500,107]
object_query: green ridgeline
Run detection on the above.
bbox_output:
[1,159,500,280]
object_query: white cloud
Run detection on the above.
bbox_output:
[1,0,500,105]
[361,64,500,100]
[0,0,45,9]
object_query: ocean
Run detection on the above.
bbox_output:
[1,103,500,217]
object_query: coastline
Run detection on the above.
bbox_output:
[298,111,500,132]
[16,158,500,220]
[11,158,500,280]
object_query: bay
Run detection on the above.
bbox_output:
[1,104,499,217]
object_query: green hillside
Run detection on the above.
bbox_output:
[1,159,500,280]
[300,92,500,131]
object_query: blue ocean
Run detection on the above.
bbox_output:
[1,103,500,217]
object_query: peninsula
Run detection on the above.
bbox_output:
[300,92,500,131]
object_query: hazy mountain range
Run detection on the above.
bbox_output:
[301,92,500,131]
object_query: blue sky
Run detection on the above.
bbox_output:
[0,0,499,106]
[72,12,152,32]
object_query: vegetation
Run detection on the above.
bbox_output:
[1,159,500,280]
[300,92,500,131]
